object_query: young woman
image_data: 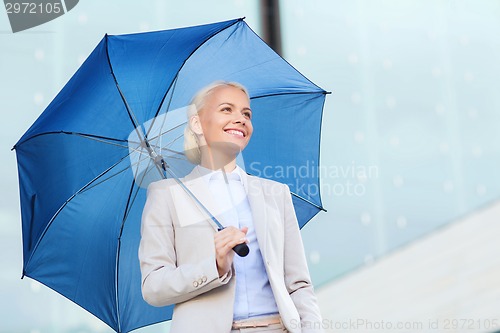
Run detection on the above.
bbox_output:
[139,82,323,333]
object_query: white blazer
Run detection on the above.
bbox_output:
[139,167,323,333]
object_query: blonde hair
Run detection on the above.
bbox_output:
[183,81,250,164]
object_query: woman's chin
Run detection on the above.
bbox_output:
[211,141,245,153]
[199,142,244,166]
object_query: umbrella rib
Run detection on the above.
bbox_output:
[144,73,179,140]
[106,19,242,163]
[113,179,144,333]
[104,41,187,167]
[150,90,175,154]
[142,19,243,157]
[149,18,242,123]
[105,35,146,146]
[111,165,155,333]
[23,152,136,272]
[139,141,185,160]
[162,131,185,149]
[79,163,132,194]
[13,131,129,150]
[250,91,328,213]
[139,128,187,164]
[72,133,131,150]
[130,141,166,188]
[160,150,185,160]
[290,192,326,212]
[114,238,122,333]
[25,149,161,274]
[144,121,186,146]
[150,132,185,156]
[250,90,328,101]
[114,187,137,333]
[80,150,157,195]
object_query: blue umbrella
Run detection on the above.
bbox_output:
[14,18,328,333]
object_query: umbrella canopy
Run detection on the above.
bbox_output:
[14,18,328,333]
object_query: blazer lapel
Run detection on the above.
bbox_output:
[245,174,268,258]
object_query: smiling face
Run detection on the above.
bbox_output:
[193,85,253,158]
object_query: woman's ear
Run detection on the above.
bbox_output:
[189,115,203,136]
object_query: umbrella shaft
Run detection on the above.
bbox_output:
[158,158,224,230]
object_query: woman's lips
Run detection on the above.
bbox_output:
[224,129,245,138]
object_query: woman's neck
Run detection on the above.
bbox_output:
[199,147,237,172]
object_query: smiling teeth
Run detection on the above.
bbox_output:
[226,130,244,137]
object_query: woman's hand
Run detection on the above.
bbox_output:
[214,226,248,277]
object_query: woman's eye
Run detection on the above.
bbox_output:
[244,112,252,119]
[222,107,231,112]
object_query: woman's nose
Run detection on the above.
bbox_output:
[233,113,246,124]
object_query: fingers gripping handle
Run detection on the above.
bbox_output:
[218,227,250,257]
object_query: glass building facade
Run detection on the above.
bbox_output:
[1,1,499,332]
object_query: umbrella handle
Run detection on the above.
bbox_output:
[218,227,250,257]
[233,243,250,257]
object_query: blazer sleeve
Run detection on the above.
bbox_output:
[282,184,324,333]
[138,181,232,307]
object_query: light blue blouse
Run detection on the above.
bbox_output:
[198,165,279,320]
